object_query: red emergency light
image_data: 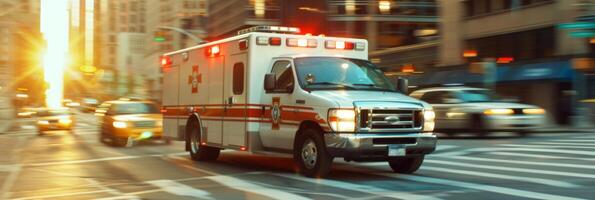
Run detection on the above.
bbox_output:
[205,45,221,57]
[497,57,514,64]
[160,55,172,68]
[269,37,282,46]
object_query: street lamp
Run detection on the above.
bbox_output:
[157,26,206,44]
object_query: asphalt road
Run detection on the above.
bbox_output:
[0,111,594,200]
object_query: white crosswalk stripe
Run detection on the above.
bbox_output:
[531,142,595,146]
[499,144,595,149]
[275,173,442,200]
[146,180,213,199]
[442,155,595,170]
[206,175,312,200]
[420,166,578,188]
[488,152,595,161]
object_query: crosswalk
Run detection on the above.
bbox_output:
[5,127,595,200]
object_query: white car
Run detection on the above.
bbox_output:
[410,87,546,136]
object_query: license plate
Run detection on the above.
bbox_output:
[388,144,406,157]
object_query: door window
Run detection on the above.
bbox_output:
[270,60,295,93]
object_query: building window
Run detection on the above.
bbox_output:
[465,27,555,62]
[464,0,552,17]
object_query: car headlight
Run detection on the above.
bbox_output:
[37,120,49,125]
[484,108,514,115]
[423,110,435,132]
[523,108,545,115]
[113,121,128,128]
[59,118,72,124]
[328,109,356,132]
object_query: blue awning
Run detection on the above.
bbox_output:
[409,60,575,86]
[497,61,574,82]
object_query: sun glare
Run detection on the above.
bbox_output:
[40,0,69,108]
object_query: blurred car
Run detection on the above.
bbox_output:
[63,99,80,107]
[94,102,112,117]
[36,108,75,134]
[80,98,99,112]
[16,107,37,118]
[410,87,546,136]
[99,100,165,146]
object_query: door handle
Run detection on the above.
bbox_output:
[227,96,234,106]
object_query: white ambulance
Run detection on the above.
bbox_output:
[160,26,437,177]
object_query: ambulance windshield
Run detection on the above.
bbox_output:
[294,57,397,92]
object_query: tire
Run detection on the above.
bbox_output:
[294,128,333,178]
[188,119,220,161]
[470,114,489,137]
[388,156,424,174]
[517,131,531,137]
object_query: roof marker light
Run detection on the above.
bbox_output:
[287,38,317,48]
[205,45,220,57]
[256,36,269,45]
[160,55,172,68]
[355,42,366,51]
[269,37,282,46]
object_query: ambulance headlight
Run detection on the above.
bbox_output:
[328,109,356,132]
[423,110,436,132]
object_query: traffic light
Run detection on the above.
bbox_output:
[154,31,166,42]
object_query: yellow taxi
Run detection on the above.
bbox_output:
[36,108,75,134]
[99,100,165,146]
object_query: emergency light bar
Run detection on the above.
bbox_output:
[237,26,300,35]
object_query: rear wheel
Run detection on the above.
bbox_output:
[188,119,219,161]
[294,128,332,178]
[388,156,424,174]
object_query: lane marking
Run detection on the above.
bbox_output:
[11,190,110,200]
[531,142,595,146]
[87,178,140,200]
[375,172,585,200]
[444,155,595,170]
[206,175,312,200]
[146,180,213,199]
[420,166,578,188]
[422,160,595,179]
[25,152,187,167]
[548,139,595,143]
[275,173,442,200]
[164,156,311,200]
[489,152,595,161]
[436,145,458,152]
[437,147,595,157]
[499,144,595,150]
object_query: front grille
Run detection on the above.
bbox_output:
[134,121,156,128]
[360,109,422,131]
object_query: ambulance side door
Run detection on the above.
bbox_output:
[222,53,247,148]
[260,59,297,150]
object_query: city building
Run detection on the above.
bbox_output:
[413,0,594,125]
[207,0,438,68]
[0,0,42,118]
[143,0,208,101]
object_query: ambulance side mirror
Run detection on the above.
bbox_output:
[397,78,409,94]
[264,74,277,92]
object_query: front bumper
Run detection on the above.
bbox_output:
[38,123,72,131]
[484,115,545,131]
[325,133,437,162]
[111,127,163,140]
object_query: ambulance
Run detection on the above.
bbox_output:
[160,26,437,178]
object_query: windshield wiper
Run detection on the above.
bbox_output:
[308,82,356,89]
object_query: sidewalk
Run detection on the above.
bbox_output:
[0,119,14,134]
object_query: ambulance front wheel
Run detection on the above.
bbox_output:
[294,128,333,178]
[188,119,220,161]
